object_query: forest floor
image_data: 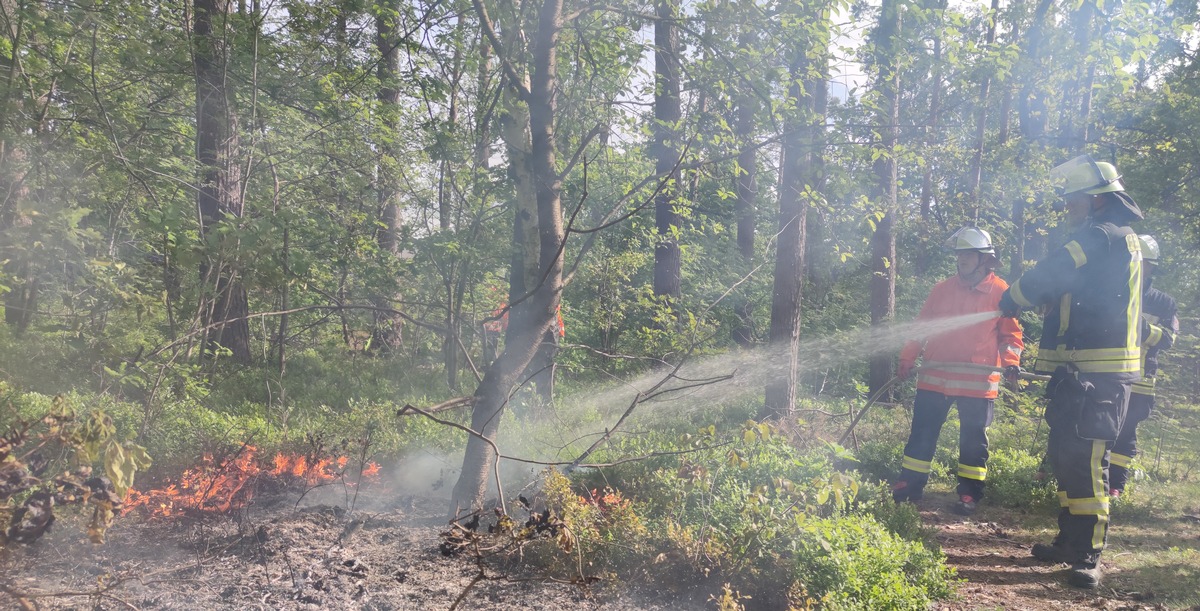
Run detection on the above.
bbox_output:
[2,481,1199,610]
[924,485,1200,611]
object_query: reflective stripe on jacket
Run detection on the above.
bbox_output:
[1132,287,1178,396]
[1006,221,1143,382]
[900,273,1024,399]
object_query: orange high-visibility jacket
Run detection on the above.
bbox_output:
[899,272,1023,399]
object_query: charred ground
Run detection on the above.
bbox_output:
[3,482,1198,611]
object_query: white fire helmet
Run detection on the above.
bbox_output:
[1138,234,1160,264]
[946,227,995,255]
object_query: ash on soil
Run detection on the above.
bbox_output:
[0,488,690,611]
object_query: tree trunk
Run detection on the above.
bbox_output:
[966,0,1000,217]
[802,58,829,386]
[492,7,551,405]
[1013,0,1054,278]
[453,0,565,516]
[731,32,757,347]
[194,0,251,362]
[652,0,681,298]
[868,0,901,396]
[1018,0,1054,142]
[915,0,945,276]
[1,2,36,332]
[763,54,813,418]
[371,0,405,354]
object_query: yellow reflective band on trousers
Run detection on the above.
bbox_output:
[1110,452,1133,469]
[902,455,932,473]
[1058,491,1068,508]
[1067,496,1110,515]
[1065,240,1088,268]
[1067,439,1110,551]
[1132,375,1156,396]
[957,463,987,481]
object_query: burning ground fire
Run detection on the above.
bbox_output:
[123,445,381,518]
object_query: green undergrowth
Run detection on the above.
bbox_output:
[518,422,958,610]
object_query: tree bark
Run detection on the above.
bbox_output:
[915,0,945,276]
[868,0,901,396]
[371,0,406,354]
[763,56,812,418]
[194,0,251,362]
[652,0,681,298]
[1,1,36,332]
[966,0,1000,218]
[1057,0,1095,151]
[1013,0,1054,278]
[453,0,565,516]
[731,29,757,347]
[763,6,829,417]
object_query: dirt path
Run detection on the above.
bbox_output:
[922,495,1170,611]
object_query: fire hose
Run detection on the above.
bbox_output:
[837,368,1050,446]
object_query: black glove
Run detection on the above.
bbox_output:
[998,291,1020,318]
[1004,365,1022,388]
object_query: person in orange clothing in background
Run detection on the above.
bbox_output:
[891,227,1024,515]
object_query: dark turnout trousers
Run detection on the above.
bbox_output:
[896,390,994,500]
[1045,373,1131,565]
[1110,391,1153,492]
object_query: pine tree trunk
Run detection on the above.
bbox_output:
[764,8,828,417]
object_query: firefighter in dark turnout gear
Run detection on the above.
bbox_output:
[892,227,1023,515]
[998,154,1144,589]
[1110,235,1178,496]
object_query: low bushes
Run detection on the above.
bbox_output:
[526,423,958,610]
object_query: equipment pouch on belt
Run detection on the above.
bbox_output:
[1076,385,1123,442]
[1044,365,1121,440]
[1045,365,1088,431]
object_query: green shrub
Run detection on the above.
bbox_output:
[863,483,939,547]
[854,439,903,484]
[984,447,1057,510]
[790,514,957,610]
[542,423,958,609]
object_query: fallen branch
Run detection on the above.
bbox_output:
[395,396,474,416]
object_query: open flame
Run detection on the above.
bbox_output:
[124,445,381,518]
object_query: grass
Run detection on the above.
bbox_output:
[1104,480,1200,607]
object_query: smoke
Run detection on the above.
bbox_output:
[491,311,1001,469]
[383,311,1001,506]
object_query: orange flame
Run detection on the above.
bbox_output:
[125,446,382,518]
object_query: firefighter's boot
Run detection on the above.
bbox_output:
[1031,541,1073,564]
[1068,559,1102,589]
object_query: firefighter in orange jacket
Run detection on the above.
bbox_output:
[892,227,1024,515]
